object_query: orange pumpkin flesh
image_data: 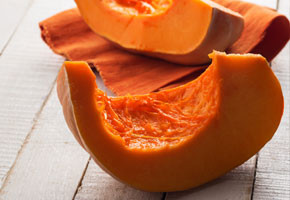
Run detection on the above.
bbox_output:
[74,0,244,65]
[57,51,283,192]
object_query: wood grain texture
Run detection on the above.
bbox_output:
[74,160,163,200]
[166,157,256,200]
[0,0,75,190]
[0,0,32,54]
[252,0,290,199]
[0,88,89,200]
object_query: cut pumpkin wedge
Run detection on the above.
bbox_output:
[57,51,283,192]
[75,0,244,65]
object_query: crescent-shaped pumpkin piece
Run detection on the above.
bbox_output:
[75,0,244,65]
[57,51,283,192]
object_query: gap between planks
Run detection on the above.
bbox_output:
[250,153,259,200]
[73,159,164,200]
[72,158,91,200]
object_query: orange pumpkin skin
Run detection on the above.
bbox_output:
[57,51,283,192]
[74,0,244,65]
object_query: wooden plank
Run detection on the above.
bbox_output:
[252,0,290,199]
[0,0,75,190]
[74,161,163,200]
[0,0,32,54]
[166,157,256,200]
[0,88,89,199]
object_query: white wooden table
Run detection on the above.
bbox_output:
[0,0,289,199]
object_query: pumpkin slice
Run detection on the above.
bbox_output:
[57,51,283,192]
[74,0,244,65]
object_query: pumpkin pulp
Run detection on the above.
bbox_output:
[96,68,218,148]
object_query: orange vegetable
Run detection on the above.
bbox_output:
[57,51,283,192]
[74,0,244,65]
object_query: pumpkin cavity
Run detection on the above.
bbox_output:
[96,67,219,148]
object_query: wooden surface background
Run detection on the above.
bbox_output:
[0,0,289,199]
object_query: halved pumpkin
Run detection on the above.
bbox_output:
[57,51,283,192]
[75,0,244,65]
